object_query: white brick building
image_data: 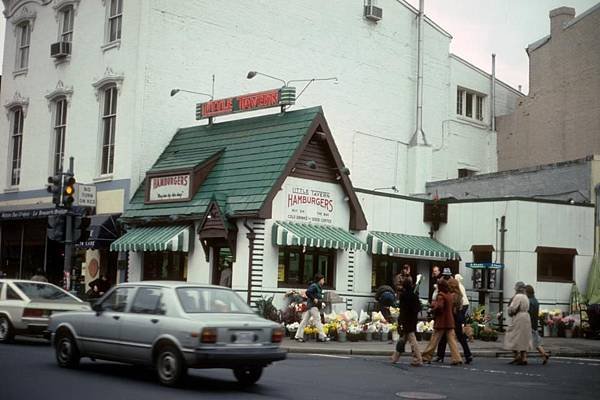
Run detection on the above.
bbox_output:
[0,0,521,285]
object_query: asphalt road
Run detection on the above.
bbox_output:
[1,337,599,400]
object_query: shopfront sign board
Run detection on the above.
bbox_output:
[195,87,296,120]
[148,173,191,203]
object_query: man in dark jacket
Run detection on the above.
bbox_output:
[294,274,330,342]
[375,284,397,322]
[391,277,422,366]
[88,274,111,298]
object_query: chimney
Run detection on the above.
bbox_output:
[549,7,575,37]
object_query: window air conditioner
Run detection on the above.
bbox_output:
[50,41,71,58]
[364,5,383,21]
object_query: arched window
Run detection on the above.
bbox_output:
[52,98,68,174]
[9,107,25,186]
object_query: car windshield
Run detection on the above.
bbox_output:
[14,282,79,302]
[176,287,253,314]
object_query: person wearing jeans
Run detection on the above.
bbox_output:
[295,273,330,343]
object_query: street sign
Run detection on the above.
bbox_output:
[74,183,96,207]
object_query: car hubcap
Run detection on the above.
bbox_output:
[0,319,7,339]
[159,353,176,380]
[59,339,72,362]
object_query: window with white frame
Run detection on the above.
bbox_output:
[59,6,74,42]
[107,0,123,43]
[456,88,485,122]
[9,107,25,186]
[52,98,68,174]
[16,22,31,70]
[100,85,118,175]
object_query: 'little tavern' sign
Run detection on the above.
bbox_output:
[148,173,191,203]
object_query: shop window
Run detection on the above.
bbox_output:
[537,249,575,282]
[371,256,418,291]
[143,252,187,281]
[278,247,335,289]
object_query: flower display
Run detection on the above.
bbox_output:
[416,320,434,333]
[560,316,575,329]
[286,322,300,332]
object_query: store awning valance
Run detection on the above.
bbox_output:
[110,224,191,252]
[367,231,461,260]
[272,221,367,251]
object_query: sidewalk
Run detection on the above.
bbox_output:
[282,335,600,358]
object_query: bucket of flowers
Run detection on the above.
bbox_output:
[347,324,363,342]
[560,316,576,338]
[286,322,300,338]
[303,326,317,341]
[479,326,498,342]
[365,323,378,341]
[539,309,551,336]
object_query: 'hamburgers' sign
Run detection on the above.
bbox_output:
[148,173,191,203]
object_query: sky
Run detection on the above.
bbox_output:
[404,0,598,93]
[0,1,597,93]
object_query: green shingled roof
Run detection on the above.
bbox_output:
[122,107,322,220]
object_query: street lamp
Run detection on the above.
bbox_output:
[372,186,399,193]
[170,88,213,99]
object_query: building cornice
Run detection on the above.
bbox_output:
[45,81,74,107]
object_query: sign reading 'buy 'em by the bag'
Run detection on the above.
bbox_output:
[195,87,296,120]
[148,174,191,203]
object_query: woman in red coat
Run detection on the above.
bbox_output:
[421,279,463,365]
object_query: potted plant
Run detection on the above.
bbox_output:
[479,327,498,342]
[347,324,363,342]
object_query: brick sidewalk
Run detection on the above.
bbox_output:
[282,335,600,358]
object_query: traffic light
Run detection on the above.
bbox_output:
[47,214,65,242]
[72,216,91,243]
[63,175,76,209]
[47,175,63,206]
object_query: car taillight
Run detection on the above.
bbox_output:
[23,308,45,318]
[271,327,285,343]
[200,328,218,344]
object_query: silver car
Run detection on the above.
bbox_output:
[47,281,286,386]
[0,279,91,343]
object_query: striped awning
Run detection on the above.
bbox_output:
[367,231,460,260]
[110,224,191,252]
[272,221,367,251]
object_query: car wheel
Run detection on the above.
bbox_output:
[233,366,263,386]
[155,345,187,386]
[55,332,80,368]
[0,315,14,343]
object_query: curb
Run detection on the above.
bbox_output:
[283,347,600,359]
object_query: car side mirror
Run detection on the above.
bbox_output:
[92,303,103,313]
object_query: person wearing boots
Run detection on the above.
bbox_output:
[421,279,463,365]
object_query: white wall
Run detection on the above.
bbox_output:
[436,200,594,311]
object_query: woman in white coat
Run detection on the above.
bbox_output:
[504,281,532,365]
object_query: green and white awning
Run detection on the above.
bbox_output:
[367,231,460,260]
[272,221,367,251]
[110,224,191,252]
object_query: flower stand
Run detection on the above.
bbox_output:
[347,333,362,342]
[337,331,347,342]
[565,328,573,338]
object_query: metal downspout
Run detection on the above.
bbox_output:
[411,0,427,145]
[243,218,256,305]
[491,54,496,132]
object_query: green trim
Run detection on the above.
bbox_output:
[110,224,191,252]
[273,221,367,251]
[368,231,460,260]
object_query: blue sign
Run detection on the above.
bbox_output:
[465,262,505,269]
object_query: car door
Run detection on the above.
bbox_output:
[80,286,135,359]
[118,287,166,363]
